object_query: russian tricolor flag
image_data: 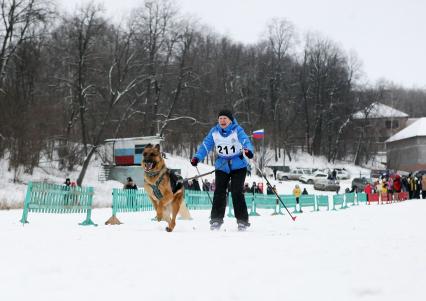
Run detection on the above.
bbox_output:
[252,129,264,139]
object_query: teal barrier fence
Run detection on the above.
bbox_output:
[344,193,355,208]
[20,182,96,226]
[299,195,316,212]
[316,195,329,211]
[280,194,298,214]
[332,194,345,210]
[357,192,368,204]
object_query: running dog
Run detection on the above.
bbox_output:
[142,144,191,232]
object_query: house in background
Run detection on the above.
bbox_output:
[385,117,426,172]
[351,102,409,150]
[99,136,163,185]
[346,102,409,166]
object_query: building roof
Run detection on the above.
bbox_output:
[386,117,426,143]
[352,102,409,119]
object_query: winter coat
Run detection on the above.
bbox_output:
[293,186,302,198]
[194,118,254,174]
[364,184,372,195]
[381,183,388,194]
[408,177,417,191]
[393,177,401,192]
[422,175,426,191]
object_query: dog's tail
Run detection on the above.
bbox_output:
[176,188,192,220]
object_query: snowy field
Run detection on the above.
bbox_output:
[1,199,425,301]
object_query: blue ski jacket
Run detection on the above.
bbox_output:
[194,119,254,173]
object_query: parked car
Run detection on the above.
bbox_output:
[299,171,329,184]
[314,178,340,191]
[277,168,313,181]
[351,177,374,191]
[323,168,351,180]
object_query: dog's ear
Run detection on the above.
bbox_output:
[154,144,160,151]
[145,143,153,149]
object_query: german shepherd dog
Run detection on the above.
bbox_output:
[142,144,190,232]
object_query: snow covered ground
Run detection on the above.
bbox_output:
[1,199,425,301]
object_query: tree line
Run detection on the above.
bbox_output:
[0,0,425,184]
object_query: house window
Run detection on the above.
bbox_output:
[385,120,399,129]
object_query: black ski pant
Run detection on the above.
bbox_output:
[211,168,248,224]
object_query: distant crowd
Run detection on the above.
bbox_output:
[363,173,426,199]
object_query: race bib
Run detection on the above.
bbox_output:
[212,131,243,158]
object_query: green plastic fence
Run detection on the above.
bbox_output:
[185,190,213,210]
[20,182,96,226]
[111,188,153,214]
[280,194,298,214]
[332,194,345,210]
[299,195,316,212]
[316,195,329,211]
[357,192,367,204]
[344,193,355,208]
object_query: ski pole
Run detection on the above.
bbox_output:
[253,164,297,221]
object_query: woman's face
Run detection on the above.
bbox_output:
[218,116,231,129]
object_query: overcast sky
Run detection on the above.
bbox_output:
[59,0,426,89]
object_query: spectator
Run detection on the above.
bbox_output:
[192,179,201,191]
[243,183,250,193]
[381,179,388,194]
[415,177,421,199]
[401,176,409,192]
[302,188,308,195]
[257,182,263,194]
[393,175,402,193]
[202,179,211,191]
[124,177,137,189]
[422,175,426,199]
[250,181,258,194]
[364,182,373,195]
[210,179,216,191]
[293,184,301,204]
[345,188,350,193]
[408,174,417,199]
[332,169,337,180]
[267,185,274,195]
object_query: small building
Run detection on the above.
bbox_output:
[352,102,409,148]
[99,136,164,185]
[104,136,163,166]
[385,117,426,172]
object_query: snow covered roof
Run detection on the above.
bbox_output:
[386,117,426,143]
[352,102,409,119]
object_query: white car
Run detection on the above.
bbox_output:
[299,171,329,184]
[323,168,351,180]
[276,168,312,181]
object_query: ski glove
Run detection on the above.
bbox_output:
[244,149,253,159]
[190,157,199,167]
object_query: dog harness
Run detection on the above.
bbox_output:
[146,167,168,200]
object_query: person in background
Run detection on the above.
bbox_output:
[124,177,137,189]
[421,174,426,199]
[202,179,211,191]
[250,181,258,194]
[332,169,337,180]
[293,184,301,204]
[302,188,308,195]
[381,179,388,194]
[192,179,201,191]
[267,185,274,195]
[210,179,216,191]
[364,182,373,195]
[257,182,263,194]
[408,174,417,199]
[243,183,250,193]
[393,175,402,193]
